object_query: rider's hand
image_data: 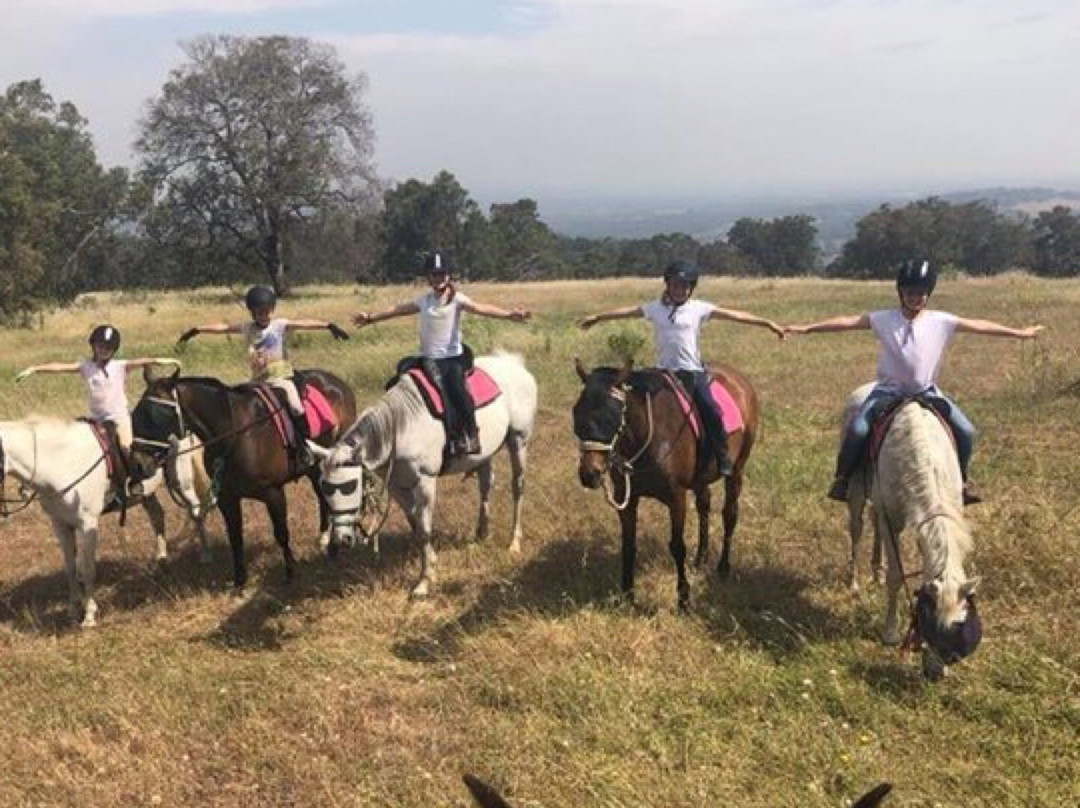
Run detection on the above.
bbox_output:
[509,308,531,323]
[1023,325,1046,339]
[177,328,199,344]
[770,323,787,340]
[578,316,596,331]
[351,312,371,327]
[328,323,350,341]
[14,368,34,383]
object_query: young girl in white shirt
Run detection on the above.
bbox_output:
[352,250,531,455]
[176,285,349,467]
[16,325,181,493]
[578,260,785,475]
[786,259,1044,503]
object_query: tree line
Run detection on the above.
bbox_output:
[3,34,1080,323]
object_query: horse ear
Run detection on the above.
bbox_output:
[851,783,892,808]
[573,357,589,384]
[463,775,514,808]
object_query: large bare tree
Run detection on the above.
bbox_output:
[137,35,376,293]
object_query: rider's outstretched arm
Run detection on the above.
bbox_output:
[125,357,183,370]
[352,302,420,328]
[578,305,644,330]
[709,306,786,339]
[14,362,82,381]
[283,319,351,340]
[955,318,1044,339]
[786,313,871,335]
[462,300,531,323]
[177,323,240,343]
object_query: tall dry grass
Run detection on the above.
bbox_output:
[0,276,1077,807]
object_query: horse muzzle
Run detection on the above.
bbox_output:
[578,451,607,489]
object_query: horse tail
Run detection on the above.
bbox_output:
[462,775,514,808]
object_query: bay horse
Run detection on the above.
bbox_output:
[572,360,759,610]
[0,418,211,627]
[873,399,981,680]
[129,369,356,590]
[311,352,537,599]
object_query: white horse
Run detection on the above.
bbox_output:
[872,400,981,679]
[842,382,883,593]
[313,352,538,599]
[0,418,212,627]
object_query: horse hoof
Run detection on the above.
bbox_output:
[410,581,431,600]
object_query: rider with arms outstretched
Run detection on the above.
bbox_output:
[578,260,785,476]
[176,285,350,468]
[786,259,1044,504]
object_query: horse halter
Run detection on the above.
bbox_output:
[905,585,982,663]
[576,386,629,454]
[132,394,188,461]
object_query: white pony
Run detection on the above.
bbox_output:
[0,418,212,627]
[872,399,981,679]
[313,352,537,599]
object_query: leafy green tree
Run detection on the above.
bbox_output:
[727,215,818,275]
[0,79,128,321]
[486,199,560,280]
[1032,206,1080,277]
[136,35,376,294]
[376,171,485,282]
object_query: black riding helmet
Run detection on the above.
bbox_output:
[88,324,121,352]
[896,259,937,296]
[245,285,277,312]
[663,260,700,288]
[422,249,455,276]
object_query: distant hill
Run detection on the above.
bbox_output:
[533,186,1080,255]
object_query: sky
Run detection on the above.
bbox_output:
[1,0,1079,201]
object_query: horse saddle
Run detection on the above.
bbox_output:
[867,394,956,462]
[387,348,502,422]
[250,379,338,450]
[80,418,129,513]
[652,370,745,439]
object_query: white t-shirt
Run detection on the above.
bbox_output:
[869,308,959,395]
[78,359,129,421]
[415,291,472,359]
[641,299,716,372]
[240,318,292,379]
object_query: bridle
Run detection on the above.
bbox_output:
[576,384,654,511]
[0,425,109,518]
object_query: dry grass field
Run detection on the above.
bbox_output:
[0,276,1077,807]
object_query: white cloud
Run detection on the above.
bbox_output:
[6,0,328,18]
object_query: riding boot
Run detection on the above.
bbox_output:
[828,426,867,502]
[292,413,316,471]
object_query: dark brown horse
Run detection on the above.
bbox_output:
[130,370,356,589]
[572,360,759,609]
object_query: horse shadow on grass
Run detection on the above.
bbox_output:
[392,533,679,664]
[695,564,864,663]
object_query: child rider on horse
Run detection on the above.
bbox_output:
[786,259,1044,504]
[15,325,182,497]
[176,285,350,468]
[351,249,531,456]
[578,260,785,476]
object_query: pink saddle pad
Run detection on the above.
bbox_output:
[302,385,338,439]
[406,367,502,418]
[663,373,745,439]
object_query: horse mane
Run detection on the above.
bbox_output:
[882,404,973,607]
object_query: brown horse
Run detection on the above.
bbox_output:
[129,370,356,589]
[572,360,759,609]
